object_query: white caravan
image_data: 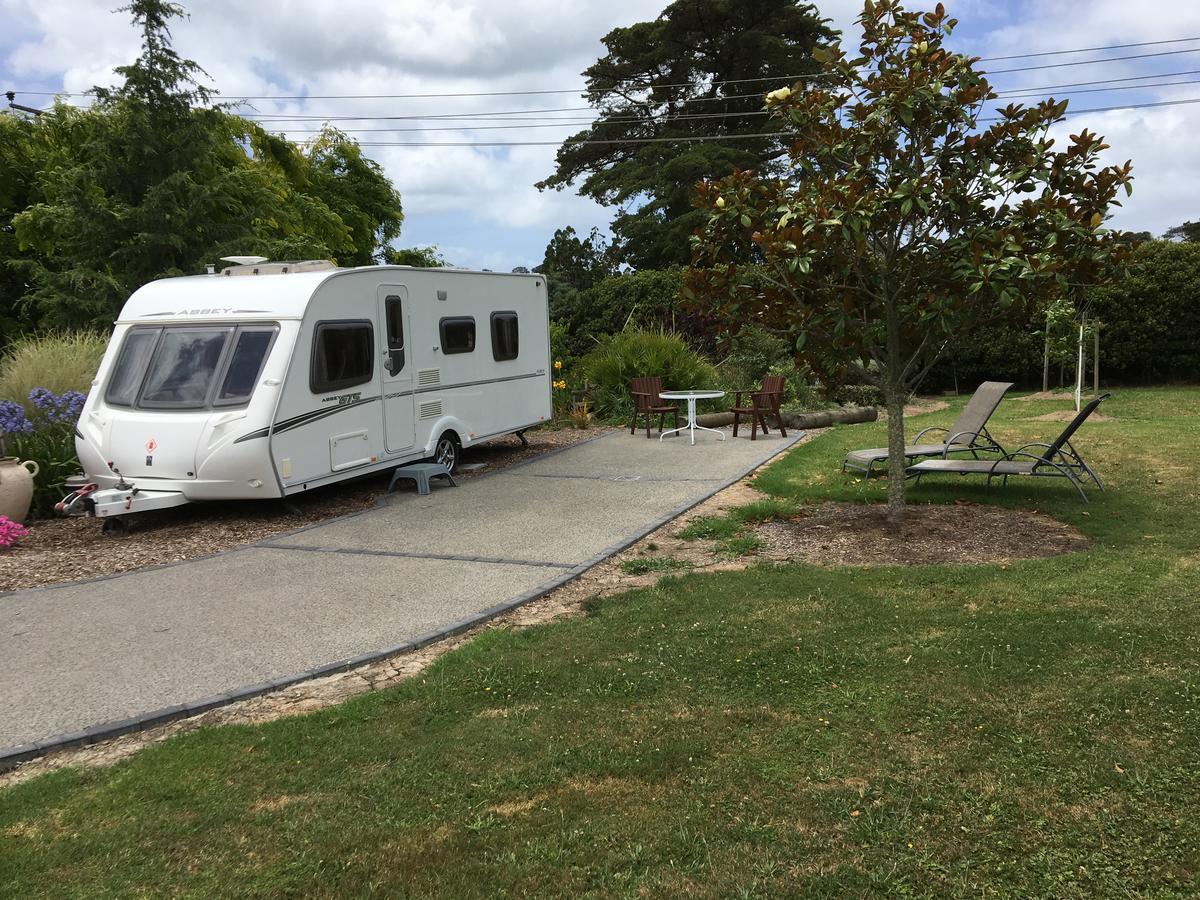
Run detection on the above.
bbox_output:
[66,260,552,522]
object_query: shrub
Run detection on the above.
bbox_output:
[552,269,721,359]
[716,324,790,386]
[714,325,823,410]
[920,241,1200,389]
[0,331,107,412]
[580,328,719,421]
[827,383,885,407]
[1090,240,1200,383]
[3,388,85,518]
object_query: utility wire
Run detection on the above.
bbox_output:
[984,94,1200,120]
[309,96,1200,146]
[351,132,793,147]
[227,67,1200,123]
[995,77,1200,100]
[16,70,1200,127]
[978,35,1200,61]
[262,78,1200,134]
[11,37,1200,102]
[993,68,1200,93]
[985,46,1200,75]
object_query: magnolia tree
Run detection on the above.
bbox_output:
[684,0,1134,514]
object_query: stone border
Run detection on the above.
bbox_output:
[0,430,803,772]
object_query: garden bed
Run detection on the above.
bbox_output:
[0,427,605,593]
[752,500,1090,567]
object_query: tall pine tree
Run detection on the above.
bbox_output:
[537,0,833,270]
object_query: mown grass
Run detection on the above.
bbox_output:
[2,387,1199,897]
[620,556,693,576]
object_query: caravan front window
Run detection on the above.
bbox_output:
[105,329,158,407]
[140,329,231,408]
[216,328,277,405]
[103,324,279,410]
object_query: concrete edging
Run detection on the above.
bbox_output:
[0,430,804,772]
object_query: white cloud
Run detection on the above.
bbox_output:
[3,0,1197,266]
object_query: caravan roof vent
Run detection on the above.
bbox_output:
[220,259,338,277]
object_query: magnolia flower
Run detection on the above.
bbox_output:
[765,86,792,104]
[715,197,726,209]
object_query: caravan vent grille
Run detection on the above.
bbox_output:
[419,400,443,420]
[417,368,441,386]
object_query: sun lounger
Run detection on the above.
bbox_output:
[906,394,1109,503]
[842,381,1014,476]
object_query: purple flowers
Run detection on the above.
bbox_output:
[0,400,33,437]
[0,389,85,437]
[28,388,87,426]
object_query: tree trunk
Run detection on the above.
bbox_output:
[884,295,906,519]
[884,381,907,519]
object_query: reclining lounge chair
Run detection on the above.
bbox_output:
[906,394,1110,503]
[842,380,1013,476]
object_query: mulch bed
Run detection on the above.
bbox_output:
[754,500,1090,567]
[1,427,606,593]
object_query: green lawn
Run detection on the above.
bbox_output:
[3,387,1199,897]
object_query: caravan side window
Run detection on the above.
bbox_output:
[490,311,519,361]
[439,317,475,354]
[311,321,374,393]
[383,295,405,375]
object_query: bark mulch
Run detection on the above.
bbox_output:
[753,500,1090,568]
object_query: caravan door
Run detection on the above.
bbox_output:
[379,286,415,453]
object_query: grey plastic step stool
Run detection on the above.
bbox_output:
[386,462,457,496]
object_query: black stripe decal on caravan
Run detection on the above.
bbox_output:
[384,371,545,401]
[416,371,543,394]
[233,371,544,442]
[233,397,379,443]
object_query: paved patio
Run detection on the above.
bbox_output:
[0,427,801,755]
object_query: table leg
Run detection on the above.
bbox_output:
[658,396,726,443]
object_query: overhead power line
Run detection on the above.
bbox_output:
[996,77,1200,100]
[261,78,1200,135]
[978,36,1200,62]
[11,36,1200,103]
[985,46,1200,75]
[316,96,1200,147]
[994,68,1200,93]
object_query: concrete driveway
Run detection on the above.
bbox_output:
[0,427,801,758]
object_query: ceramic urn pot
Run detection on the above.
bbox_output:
[0,457,39,524]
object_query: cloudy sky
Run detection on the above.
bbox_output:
[3,0,1199,270]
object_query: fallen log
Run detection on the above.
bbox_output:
[694,406,877,429]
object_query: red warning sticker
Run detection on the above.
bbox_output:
[146,438,158,453]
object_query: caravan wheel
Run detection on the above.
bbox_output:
[432,433,461,473]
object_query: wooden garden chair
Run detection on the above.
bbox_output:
[730,375,788,440]
[629,376,681,438]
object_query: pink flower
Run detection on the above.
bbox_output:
[0,515,29,549]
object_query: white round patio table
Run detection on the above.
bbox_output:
[658,390,726,445]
